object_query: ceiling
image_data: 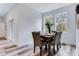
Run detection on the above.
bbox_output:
[0,3,15,17]
[25,3,72,13]
[0,3,72,17]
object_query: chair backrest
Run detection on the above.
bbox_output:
[52,31,57,39]
[32,32,41,46]
[52,31,57,33]
[54,32,62,44]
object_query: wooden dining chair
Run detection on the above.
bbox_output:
[51,31,62,54]
[32,32,47,56]
[50,31,57,52]
[52,31,57,40]
[53,32,62,51]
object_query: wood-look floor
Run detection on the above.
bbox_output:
[76,43,79,56]
[55,45,76,56]
[0,40,76,56]
[18,45,76,56]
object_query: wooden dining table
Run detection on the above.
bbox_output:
[41,33,55,56]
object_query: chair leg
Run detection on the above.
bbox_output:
[34,45,35,53]
[57,44,59,51]
[53,44,55,54]
[45,44,47,51]
[40,46,42,56]
[59,43,61,48]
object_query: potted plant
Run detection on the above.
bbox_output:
[45,21,53,33]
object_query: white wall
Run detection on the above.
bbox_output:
[5,4,42,46]
[76,14,79,55]
[42,4,76,45]
[0,16,5,37]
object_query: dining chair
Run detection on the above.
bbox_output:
[51,31,62,54]
[53,32,62,51]
[32,32,47,56]
[50,31,57,52]
[52,31,57,40]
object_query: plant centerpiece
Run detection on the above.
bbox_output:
[45,21,53,33]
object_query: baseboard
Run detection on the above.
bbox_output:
[61,43,76,48]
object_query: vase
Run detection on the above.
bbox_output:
[48,27,51,33]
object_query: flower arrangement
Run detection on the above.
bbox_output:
[45,21,53,33]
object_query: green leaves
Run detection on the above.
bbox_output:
[45,21,53,30]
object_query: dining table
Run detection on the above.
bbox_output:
[41,33,55,56]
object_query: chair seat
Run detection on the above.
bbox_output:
[41,40,47,46]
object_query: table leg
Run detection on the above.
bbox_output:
[48,40,51,56]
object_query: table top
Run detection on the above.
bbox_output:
[41,33,55,36]
[41,33,55,39]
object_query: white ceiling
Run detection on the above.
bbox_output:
[25,3,72,13]
[0,3,72,17]
[0,3,15,17]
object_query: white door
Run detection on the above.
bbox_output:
[0,22,5,37]
[8,19,14,41]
